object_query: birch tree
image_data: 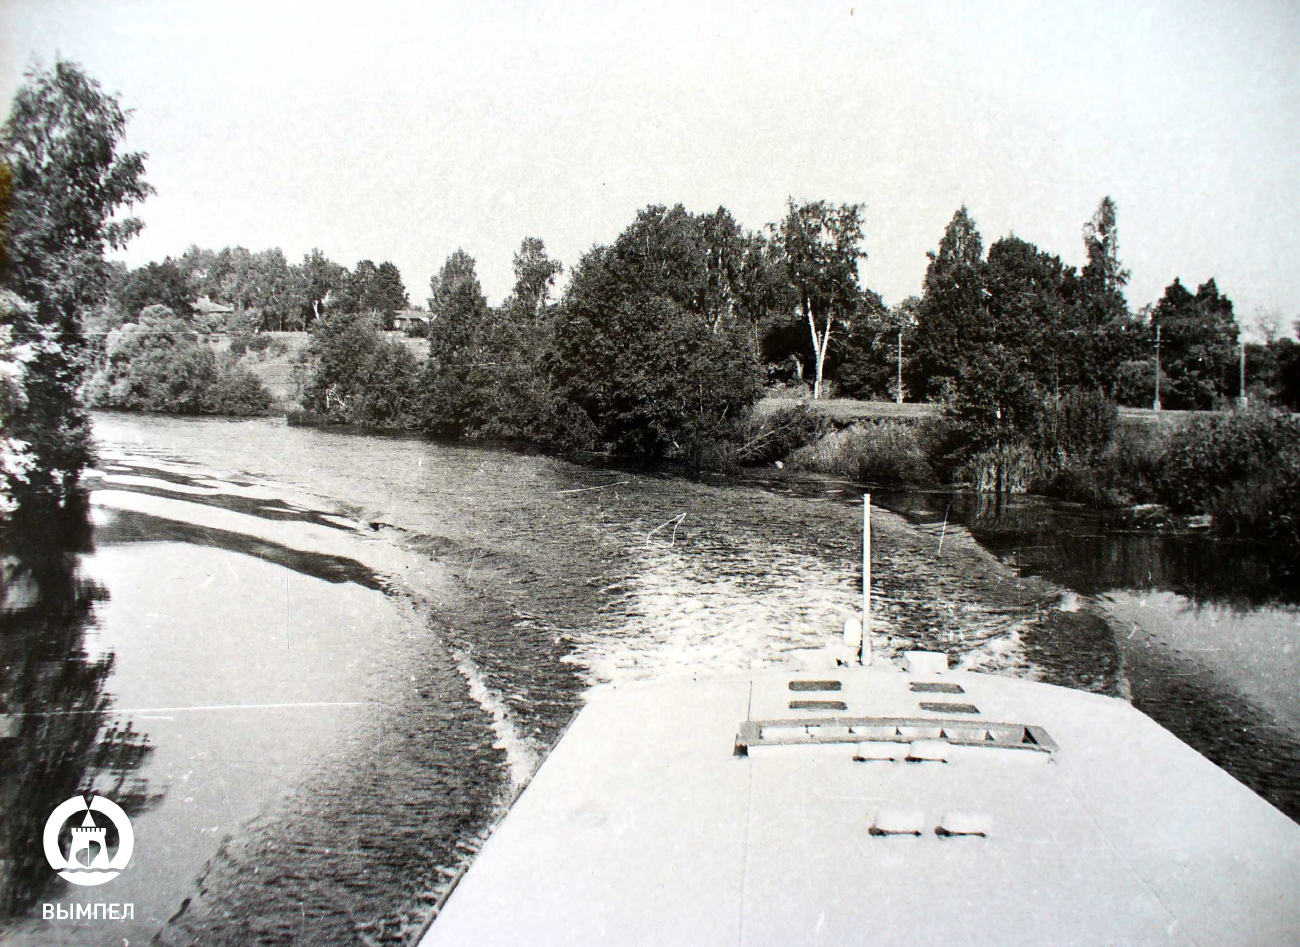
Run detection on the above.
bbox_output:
[773,199,865,399]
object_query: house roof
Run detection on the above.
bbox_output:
[194,296,236,314]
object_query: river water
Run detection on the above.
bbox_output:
[2,413,1295,945]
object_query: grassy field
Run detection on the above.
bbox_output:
[757,394,1202,427]
[755,395,935,421]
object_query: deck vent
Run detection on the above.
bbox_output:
[910,681,964,694]
[919,701,980,715]
[788,680,843,692]
[869,809,926,836]
[789,699,848,711]
[936,812,990,838]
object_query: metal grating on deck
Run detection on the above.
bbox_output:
[789,680,843,692]
[909,681,965,694]
[735,715,1057,757]
[789,699,849,711]
[918,701,981,714]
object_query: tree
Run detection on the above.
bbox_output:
[771,199,866,399]
[111,258,194,318]
[837,293,915,401]
[348,259,408,325]
[911,206,985,400]
[295,248,349,326]
[697,207,747,333]
[549,207,763,458]
[1,59,152,519]
[984,235,1079,393]
[1076,196,1138,391]
[1151,278,1239,409]
[300,312,419,427]
[422,250,491,436]
[246,248,301,330]
[732,232,794,363]
[1080,197,1129,317]
[511,237,563,319]
[552,247,760,457]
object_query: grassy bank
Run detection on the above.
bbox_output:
[757,393,1205,429]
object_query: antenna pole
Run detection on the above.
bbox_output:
[862,494,872,665]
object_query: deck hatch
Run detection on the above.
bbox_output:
[788,680,843,692]
[919,701,981,714]
[788,699,849,711]
[735,715,1057,757]
[909,681,965,694]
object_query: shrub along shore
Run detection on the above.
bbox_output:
[760,399,1299,551]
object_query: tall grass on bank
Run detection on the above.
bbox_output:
[927,390,1120,500]
[786,420,932,484]
[1154,406,1300,546]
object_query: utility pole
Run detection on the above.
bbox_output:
[1153,323,1162,411]
[896,328,903,404]
[1240,340,1247,407]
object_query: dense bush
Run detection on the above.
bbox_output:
[551,284,762,459]
[1213,450,1299,547]
[86,307,271,415]
[1155,406,1300,515]
[1034,389,1118,460]
[201,354,274,415]
[930,385,1120,500]
[734,405,831,465]
[299,312,421,428]
[1022,390,1120,503]
[1097,423,1170,504]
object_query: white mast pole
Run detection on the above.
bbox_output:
[862,494,872,665]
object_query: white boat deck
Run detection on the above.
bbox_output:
[425,662,1300,946]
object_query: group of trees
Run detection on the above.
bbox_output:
[299,192,1298,473]
[101,245,410,333]
[302,200,881,462]
[86,305,271,416]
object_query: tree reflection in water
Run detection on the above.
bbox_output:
[876,487,1298,608]
[0,496,158,919]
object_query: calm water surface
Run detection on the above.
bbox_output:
[2,413,1295,945]
[873,488,1300,820]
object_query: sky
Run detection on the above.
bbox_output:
[3,0,1298,335]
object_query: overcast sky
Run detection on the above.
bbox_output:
[3,0,1297,334]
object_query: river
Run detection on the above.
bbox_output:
[2,412,1296,945]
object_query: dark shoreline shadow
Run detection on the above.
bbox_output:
[0,500,159,921]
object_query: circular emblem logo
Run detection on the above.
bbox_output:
[43,795,134,886]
